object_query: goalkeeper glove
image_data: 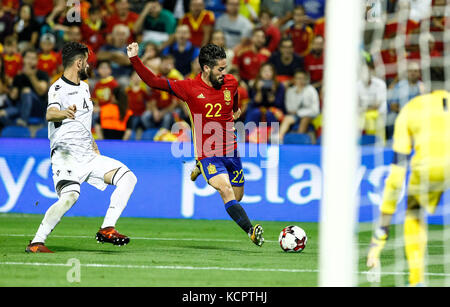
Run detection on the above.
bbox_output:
[367,226,389,268]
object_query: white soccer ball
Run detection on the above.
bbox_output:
[279,225,307,253]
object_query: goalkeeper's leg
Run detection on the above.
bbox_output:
[367,164,406,268]
[404,196,427,286]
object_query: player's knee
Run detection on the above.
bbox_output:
[59,188,80,211]
[57,181,80,209]
[111,167,137,188]
[217,184,234,199]
[125,171,137,188]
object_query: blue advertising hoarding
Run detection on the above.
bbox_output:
[0,138,448,223]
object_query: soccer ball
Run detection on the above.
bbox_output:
[278,226,307,253]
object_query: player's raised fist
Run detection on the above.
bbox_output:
[127,42,139,58]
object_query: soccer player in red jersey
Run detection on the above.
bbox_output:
[127,42,264,247]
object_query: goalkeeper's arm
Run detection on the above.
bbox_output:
[367,152,408,268]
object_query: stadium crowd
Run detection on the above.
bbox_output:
[0,0,445,144]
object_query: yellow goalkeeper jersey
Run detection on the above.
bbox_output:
[393,90,450,169]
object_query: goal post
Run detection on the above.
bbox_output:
[319,0,365,286]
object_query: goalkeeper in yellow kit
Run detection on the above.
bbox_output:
[367,90,450,286]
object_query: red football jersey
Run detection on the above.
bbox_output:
[284,25,314,56]
[304,53,324,84]
[168,73,239,159]
[37,51,61,78]
[233,46,270,81]
[126,85,150,116]
[179,10,215,48]
[3,53,22,79]
[93,76,119,107]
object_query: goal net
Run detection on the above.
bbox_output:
[360,0,449,287]
[321,0,450,287]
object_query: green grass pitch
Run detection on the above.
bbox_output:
[0,213,447,287]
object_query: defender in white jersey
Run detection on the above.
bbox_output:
[26,42,137,253]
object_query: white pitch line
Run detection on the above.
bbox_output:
[1,261,450,278]
[0,261,314,273]
[0,233,277,243]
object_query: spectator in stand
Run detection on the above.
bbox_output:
[215,0,253,50]
[97,24,132,84]
[81,6,107,53]
[239,0,260,23]
[162,0,191,19]
[13,3,39,52]
[9,49,49,126]
[279,70,320,141]
[205,0,226,17]
[65,25,98,70]
[155,54,184,80]
[268,38,304,85]
[162,24,200,77]
[126,70,152,133]
[147,55,182,130]
[386,61,425,139]
[37,33,62,80]
[3,35,22,85]
[93,61,120,110]
[313,16,325,38]
[294,0,326,21]
[380,40,398,87]
[0,56,19,129]
[0,2,15,44]
[100,85,133,140]
[106,0,139,44]
[357,60,387,142]
[31,0,57,24]
[2,0,19,16]
[407,33,442,61]
[260,0,294,27]
[304,35,324,90]
[229,67,250,122]
[232,28,270,83]
[140,41,161,73]
[44,1,80,48]
[179,0,215,48]
[210,29,234,71]
[245,62,285,127]
[186,57,201,79]
[284,6,314,57]
[92,60,120,139]
[133,0,177,48]
[258,9,281,53]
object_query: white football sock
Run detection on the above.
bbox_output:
[32,184,80,244]
[101,170,137,229]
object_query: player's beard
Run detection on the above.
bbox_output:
[79,65,89,80]
[210,72,224,90]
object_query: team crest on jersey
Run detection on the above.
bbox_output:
[207,163,217,175]
[223,89,231,105]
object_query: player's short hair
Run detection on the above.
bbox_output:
[4,35,17,46]
[62,42,89,69]
[161,54,175,62]
[293,5,305,14]
[97,60,111,68]
[198,44,226,71]
[23,48,38,58]
[259,8,273,18]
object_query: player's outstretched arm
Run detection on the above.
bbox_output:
[127,42,171,92]
[46,104,76,122]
